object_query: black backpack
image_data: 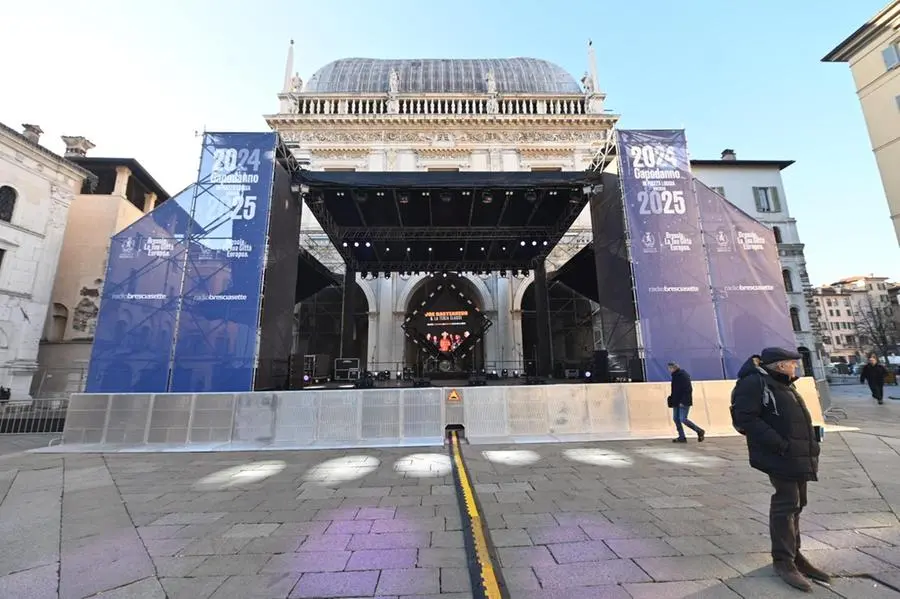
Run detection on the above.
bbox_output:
[730,374,769,435]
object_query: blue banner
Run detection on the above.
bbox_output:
[170,133,278,392]
[86,133,278,393]
[617,130,723,381]
[85,188,195,393]
[696,182,795,377]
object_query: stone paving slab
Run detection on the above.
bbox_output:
[2,387,900,597]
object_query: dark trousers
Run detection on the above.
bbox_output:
[673,406,702,439]
[868,381,884,401]
[769,475,807,563]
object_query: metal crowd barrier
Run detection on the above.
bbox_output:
[61,378,825,450]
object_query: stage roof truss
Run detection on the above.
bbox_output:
[295,169,607,273]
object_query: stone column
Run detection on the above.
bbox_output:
[533,261,553,377]
[340,268,357,359]
[113,166,131,197]
[143,192,157,213]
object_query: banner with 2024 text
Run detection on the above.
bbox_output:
[617,130,724,382]
[169,133,277,392]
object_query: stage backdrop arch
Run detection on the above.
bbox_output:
[396,272,495,314]
[403,275,488,371]
[86,132,296,394]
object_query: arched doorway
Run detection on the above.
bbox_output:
[294,283,369,373]
[404,276,486,374]
[521,280,596,375]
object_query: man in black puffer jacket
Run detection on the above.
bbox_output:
[732,347,828,592]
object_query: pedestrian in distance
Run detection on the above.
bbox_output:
[667,362,705,443]
[732,347,829,592]
[860,354,887,405]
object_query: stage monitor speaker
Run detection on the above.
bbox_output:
[629,358,645,383]
[593,350,610,383]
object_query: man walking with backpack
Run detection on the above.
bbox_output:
[732,348,829,592]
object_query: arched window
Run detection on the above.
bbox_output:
[772,226,782,243]
[0,186,17,223]
[790,307,802,332]
[782,269,794,293]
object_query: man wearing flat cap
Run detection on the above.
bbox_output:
[732,347,828,592]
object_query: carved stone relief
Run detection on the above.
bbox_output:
[281,129,610,146]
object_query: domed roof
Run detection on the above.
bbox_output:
[304,58,582,95]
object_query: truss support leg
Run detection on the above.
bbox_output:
[534,261,553,377]
[340,268,357,358]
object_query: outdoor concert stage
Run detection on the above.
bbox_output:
[62,129,819,452]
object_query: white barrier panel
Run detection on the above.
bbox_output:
[64,388,446,450]
[62,378,824,450]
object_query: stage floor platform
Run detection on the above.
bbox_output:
[57,379,826,453]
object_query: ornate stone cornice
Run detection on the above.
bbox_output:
[277,127,612,147]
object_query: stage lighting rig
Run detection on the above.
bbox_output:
[481,191,493,204]
[525,189,537,203]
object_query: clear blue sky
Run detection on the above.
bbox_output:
[1,0,895,285]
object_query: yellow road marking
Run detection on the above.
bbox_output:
[450,431,503,599]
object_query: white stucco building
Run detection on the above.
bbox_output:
[0,123,89,398]
[266,43,823,378]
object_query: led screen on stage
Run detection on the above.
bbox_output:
[403,281,490,360]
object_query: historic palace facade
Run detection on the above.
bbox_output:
[266,46,616,373]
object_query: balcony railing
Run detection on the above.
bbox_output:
[292,95,591,118]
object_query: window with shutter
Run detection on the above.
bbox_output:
[884,44,900,71]
[753,187,781,213]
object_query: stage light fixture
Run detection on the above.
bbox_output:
[385,247,390,252]
[570,192,581,204]
[480,246,485,252]
[342,242,348,247]
[440,192,452,203]
[364,242,371,248]
[584,370,592,379]
[383,272,390,279]
[525,189,537,203]
[520,241,526,247]
[500,270,507,277]
[353,242,359,247]
[303,374,310,383]
[531,240,538,246]
[399,193,409,204]
[428,247,433,252]
[481,191,493,204]
[513,370,519,377]
[406,247,411,252]
[459,247,464,252]
[397,371,402,380]
[354,191,368,203]
[501,246,507,251]
[543,240,549,246]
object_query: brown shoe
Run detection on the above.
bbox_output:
[773,561,812,592]
[796,554,831,583]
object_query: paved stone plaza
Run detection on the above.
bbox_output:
[2,385,900,598]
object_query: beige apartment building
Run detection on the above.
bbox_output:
[823,1,900,243]
[34,137,168,397]
[814,274,896,364]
